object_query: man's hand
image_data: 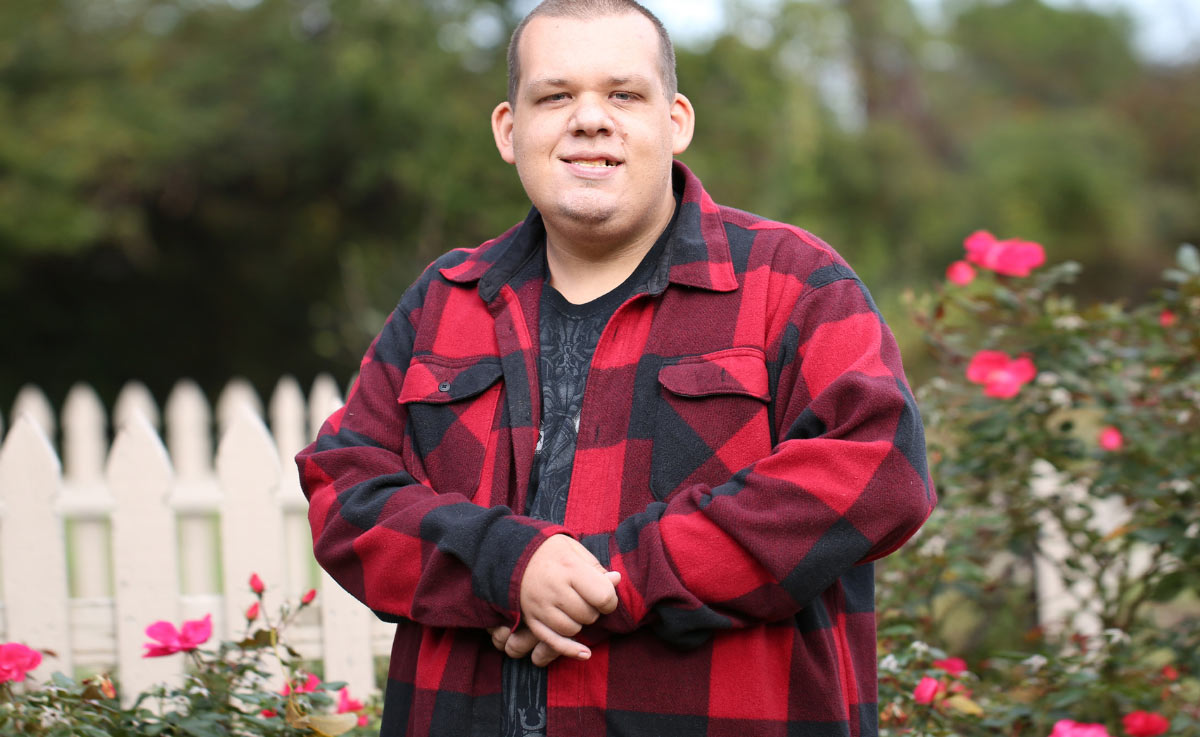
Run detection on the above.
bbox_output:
[518,534,620,661]
[488,625,561,667]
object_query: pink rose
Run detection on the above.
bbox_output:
[282,672,322,695]
[1159,309,1177,328]
[932,656,968,675]
[249,573,265,595]
[1050,719,1111,737]
[913,676,943,704]
[1123,711,1169,737]
[142,614,212,657]
[0,643,42,683]
[301,588,317,606]
[946,260,976,286]
[964,230,1046,277]
[338,687,364,713]
[1098,426,1124,451]
[966,350,1037,398]
[245,602,260,621]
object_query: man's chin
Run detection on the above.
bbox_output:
[549,202,619,227]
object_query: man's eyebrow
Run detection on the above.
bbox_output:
[525,77,570,90]
[605,75,654,87]
[524,74,655,91]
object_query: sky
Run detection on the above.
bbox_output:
[637,0,1200,63]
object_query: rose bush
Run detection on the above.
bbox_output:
[877,237,1200,735]
[0,578,378,736]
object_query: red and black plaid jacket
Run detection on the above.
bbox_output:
[297,161,935,737]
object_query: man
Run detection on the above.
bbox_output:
[296,1,935,735]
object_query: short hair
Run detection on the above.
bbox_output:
[506,0,677,105]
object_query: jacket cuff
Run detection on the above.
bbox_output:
[504,523,576,622]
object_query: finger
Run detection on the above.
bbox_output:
[573,570,619,616]
[556,595,602,627]
[504,628,539,659]
[526,618,590,661]
[531,641,562,668]
[605,570,621,586]
[489,626,511,652]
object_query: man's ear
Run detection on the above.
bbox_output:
[492,101,516,164]
[670,93,695,156]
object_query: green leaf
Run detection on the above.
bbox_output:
[1151,571,1187,602]
[237,628,277,650]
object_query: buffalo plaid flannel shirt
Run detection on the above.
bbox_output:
[297,161,936,737]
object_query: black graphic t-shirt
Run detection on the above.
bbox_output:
[501,212,676,737]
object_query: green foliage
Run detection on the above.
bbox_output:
[876,243,1200,734]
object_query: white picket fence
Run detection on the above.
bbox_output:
[0,376,392,703]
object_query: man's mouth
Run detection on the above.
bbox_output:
[565,158,619,167]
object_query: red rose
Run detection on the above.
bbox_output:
[1123,711,1169,737]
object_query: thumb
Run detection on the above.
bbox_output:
[604,570,621,587]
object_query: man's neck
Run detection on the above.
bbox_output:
[542,191,676,305]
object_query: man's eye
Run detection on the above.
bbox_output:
[612,92,636,101]
[540,92,569,103]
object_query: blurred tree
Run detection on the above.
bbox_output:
[0,0,1197,413]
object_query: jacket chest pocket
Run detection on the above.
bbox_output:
[650,347,773,501]
[398,355,504,501]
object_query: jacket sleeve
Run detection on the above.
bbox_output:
[295,275,571,628]
[581,273,936,646]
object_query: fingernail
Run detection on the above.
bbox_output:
[578,649,591,660]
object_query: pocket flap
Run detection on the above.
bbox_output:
[398,356,504,405]
[658,348,770,401]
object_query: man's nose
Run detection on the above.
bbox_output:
[569,96,614,136]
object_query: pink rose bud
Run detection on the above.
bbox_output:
[301,588,317,605]
[249,573,265,595]
[245,602,260,621]
[1098,426,1123,451]
[946,260,976,286]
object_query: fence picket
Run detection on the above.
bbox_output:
[217,379,263,435]
[63,383,107,483]
[0,415,72,679]
[61,383,115,602]
[10,384,55,441]
[216,405,285,641]
[108,410,181,703]
[113,381,161,432]
[308,374,343,441]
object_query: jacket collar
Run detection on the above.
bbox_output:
[439,160,738,303]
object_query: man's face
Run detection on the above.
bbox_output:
[492,13,694,247]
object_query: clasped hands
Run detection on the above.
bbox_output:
[488,534,620,667]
